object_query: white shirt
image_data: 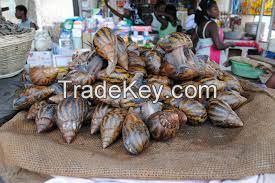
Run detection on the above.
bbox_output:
[186,14,197,31]
[151,13,162,32]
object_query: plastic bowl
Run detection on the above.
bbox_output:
[224,31,245,40]
[230,60,265,79]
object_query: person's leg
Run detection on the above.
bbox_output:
[266,73,275,89]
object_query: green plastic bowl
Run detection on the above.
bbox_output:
[230,60,265,79]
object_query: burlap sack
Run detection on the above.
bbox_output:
[0,91,275,180]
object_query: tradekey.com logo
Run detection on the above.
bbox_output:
[58,80,218,103]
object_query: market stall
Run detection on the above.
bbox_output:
[1,0,275,182]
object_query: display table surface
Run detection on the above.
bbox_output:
[45,175,275,183]
[224,39,257,58]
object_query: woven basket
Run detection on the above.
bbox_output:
[0,29,35,79]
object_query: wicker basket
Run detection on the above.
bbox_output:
[0,29,35,79]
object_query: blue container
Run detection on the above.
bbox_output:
[265,51,275,59]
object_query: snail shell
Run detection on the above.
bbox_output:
[219,72,243,93]
[140,101,163,122]
[147,75,172,86]
[127,42,140,55]
[148,83,172,101]
[178,99,208,125]
[128,51,145,67]
[208,99,244,128]
[35,104,57,133]
[215,91,247,110]
[165,107,188,128]
[199,77,227,92]
[122,112,150,155]
[13,86,54,110]
[97,66,130,84]
[65,71,96,86]
[29,66,59,86]
[160,62,199,81]
[128,64,147,76]
[144,50,161,75]
[27,101,48,120]
[48,94,66,104]
[49,83,64,95]
[117,36,129,70]
[100,108,127,148]
[158,32,193,52]
[147,110,179,141]
[87,54,104,75]
[57,96,89,144]
[93,27,118,75]
[91,103,112,135]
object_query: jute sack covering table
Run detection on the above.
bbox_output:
[0,91,275,180]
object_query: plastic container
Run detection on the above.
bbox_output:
[230,60,265,79]
[265,51,275,59]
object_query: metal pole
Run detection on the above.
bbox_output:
[0,0,2,16]
[267,0,275,51]
[256,0,266,41]
[73,0,80,16]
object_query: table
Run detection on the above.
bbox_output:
[224,39,257,58]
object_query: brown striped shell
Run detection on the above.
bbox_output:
[13,86,54,110]
[193,55,218,77]
[147,75,172,86]
[122,112,150,155]
[215,91,247,110]
[158,32,193,52]
[97,66,131,84]
[128,64,147,76]
[127,42,140,55]
[87,54,104,75]
[35,104,57,133]
[144,50,161,75]
[48,92,74,104]
[208,99,244,128]
[199,77,227,92]
[49,83,64,95]
[178,81,200,98]
[165,107,188,128]
[147,110,179,141]
[140,101,163,122]
[117,36,129,70]
[93,27,118,75]
[129,73,145,91]
[218,72,243,93]
[160,62,199,81]
[91,103,112,135]
[100,108,128,148]
[148,83,172,101]
[57,96,89,144]
[27,101,48,120]
[65,71,96,86]
[93,81,122,108]
[164,47,191,67]
[48,94,65,104]
[120,91,148,108]
[72,50,93,63]
[128,52,145,67]
[29,66,59,86]
[178,99,208,125]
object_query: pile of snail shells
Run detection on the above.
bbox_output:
[14,28,265,156]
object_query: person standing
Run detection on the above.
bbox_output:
[104,0,143,26]
[192,0,234,65]
[150,1,166,33]
[15,5,38,30]
[156,4,178,39]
